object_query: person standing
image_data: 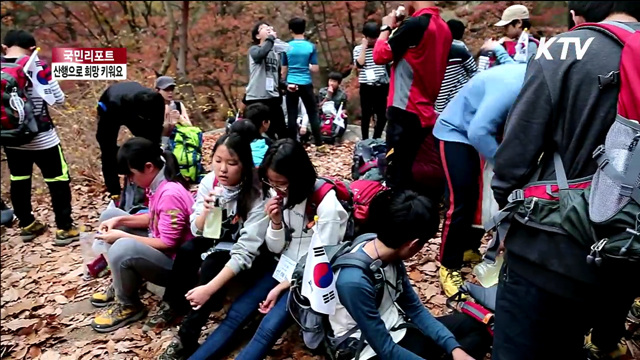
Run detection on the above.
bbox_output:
[1,30,80,245]
[245,22,287,140]
[281,17,327,153]
[373,1,452,191]
[353,21,389,140]
[96,82,166,200]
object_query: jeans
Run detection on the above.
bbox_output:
[359,84,389,140]
[189,266,292,360]
[439,140,485,270]
[285,84,321,146]
[5,144,73,229]
[100,208,173,307]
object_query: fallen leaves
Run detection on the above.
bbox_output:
[4,318,38,331]
[54,295,69,304]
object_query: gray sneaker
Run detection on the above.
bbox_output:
[143,302,179,332]
[158,338,186,360]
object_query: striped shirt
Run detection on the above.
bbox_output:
[435,40,477,114]
[353,45,388,85]
[3,57,65,150]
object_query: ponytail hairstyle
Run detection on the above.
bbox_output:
[211,131,260,221]
[259,139,317,209]
[117,137,188,189]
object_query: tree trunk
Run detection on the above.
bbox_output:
[176,1,205,124]
[159,0,176,76]
[319,1,336,67]
[305,1,329,69]
[346,2,355,47]
[177,0,188,80]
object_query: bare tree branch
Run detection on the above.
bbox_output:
[159,0,177,75]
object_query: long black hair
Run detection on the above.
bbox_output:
[212,131,260,221]
[259,139,317,209]
[117,137,188,189]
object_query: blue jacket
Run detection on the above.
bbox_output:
[433,62,526,163]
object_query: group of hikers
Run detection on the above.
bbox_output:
[1,1,640,360]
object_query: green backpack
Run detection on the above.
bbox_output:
[170,124,204,183]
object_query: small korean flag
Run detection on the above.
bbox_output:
[301,216,338,315]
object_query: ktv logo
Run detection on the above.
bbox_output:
[535,36,595,60]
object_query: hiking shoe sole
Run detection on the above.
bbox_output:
[90,299,114,308]
[91,309,147,333]
[53,236,80,246]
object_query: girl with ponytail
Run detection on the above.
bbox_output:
[158,128,275,359]
[90,137,195,333]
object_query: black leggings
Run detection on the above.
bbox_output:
[285,84,321,145]
[371,313,492,360]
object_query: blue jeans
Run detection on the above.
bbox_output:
[189,271,292,360]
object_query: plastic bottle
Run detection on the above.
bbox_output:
[79,232,96,281]
[203,187,223,239]
[473,254,504,288]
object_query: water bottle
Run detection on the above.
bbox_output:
[79,232,96,281]
[473,254,504,288]
[203,187,223,239]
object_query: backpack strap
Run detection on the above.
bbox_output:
[306,178,335,219]
[572,22,637,89]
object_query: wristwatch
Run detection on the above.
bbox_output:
[380,25,391,33]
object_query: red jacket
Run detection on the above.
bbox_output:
[373,7,451,127]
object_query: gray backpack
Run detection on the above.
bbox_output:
[287,233,404,360]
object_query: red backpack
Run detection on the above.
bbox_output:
[1,56,39,146]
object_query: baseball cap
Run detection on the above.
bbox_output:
[155,76,176,90]
[494,5,530,27]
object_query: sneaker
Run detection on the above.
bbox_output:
[462,249,483,264]
[91,285,115,308]
[20,221,47,242]
[316,144,330,154]
[628,298,640,323]
[439,266,466,298]
[143,302,179,332]
[584,331,628,359]
[159,338,188,360]
[54,226,82,246]
[91,302,147,333]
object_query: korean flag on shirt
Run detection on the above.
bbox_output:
[301,217,338,315]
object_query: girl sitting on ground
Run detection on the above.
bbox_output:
[89,137,195,333]
[188,138,349,360]
[158,130,272,360]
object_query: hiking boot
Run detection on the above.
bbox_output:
[142,302,180,332]
[462,249,483,264]
[91,302,147,333]
[54,226,82,246]
[439,266,466,298]
[584,331,628,359]
[158,338,191,360]
[628,298,640,323]
[91,285,115,308]
[20,221,47,242]
[316,144,330,154]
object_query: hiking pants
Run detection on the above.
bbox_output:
[244,97,286,140]
[100,208,171,307]
[439,140,485,270]
[4,144,73,230]
[360,84,389,140]
[492,260,593,360]
[189,263,290,360]
[96,107,163,196]
[285,84,322,146]
[371,313,492,360]
[384,107,427,191]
